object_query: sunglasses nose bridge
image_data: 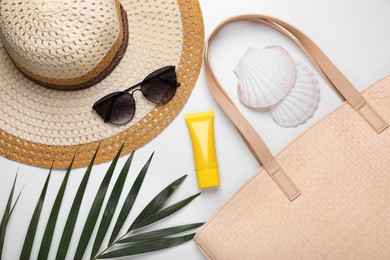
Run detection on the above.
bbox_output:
[130,88,142,95]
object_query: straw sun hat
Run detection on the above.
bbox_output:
[0,0,204,168]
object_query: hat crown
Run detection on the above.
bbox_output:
[36,1,66,15]
[0,0,123,90]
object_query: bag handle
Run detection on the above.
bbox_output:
[204,14,388,201]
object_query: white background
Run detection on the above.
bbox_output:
[1,0,390,259]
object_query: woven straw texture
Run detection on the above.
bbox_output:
[0,0,122,82]
[0,0,204,168]
[195,74,390,259]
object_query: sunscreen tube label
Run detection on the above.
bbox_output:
[185,110,219,188]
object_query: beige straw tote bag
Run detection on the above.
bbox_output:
[195,14,390,259]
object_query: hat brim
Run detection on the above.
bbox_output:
[0,0,204,168]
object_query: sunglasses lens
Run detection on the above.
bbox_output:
[141,66,177,104]
[93,92,135,125]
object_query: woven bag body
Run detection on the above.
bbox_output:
[195,15,390,259]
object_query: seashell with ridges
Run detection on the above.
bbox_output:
[234,46,296,108]
[270,60,320,127]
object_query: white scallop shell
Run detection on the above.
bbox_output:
[234,46,296,108]
[270,60,320,127]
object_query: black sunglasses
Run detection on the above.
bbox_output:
[92,66,180,125]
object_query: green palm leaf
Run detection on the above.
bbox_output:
[74,144,125,260]
[90,151,135,258]
[109,152,154,244]
[0,174,21,260]
[1,148,203,260]
[55,146,99,260]
[118,223,204,243]
[7,191,22,222]
[97,233,196,259]
[131,193,201,231]
[37,155,75,260]
[128,175,187,232]
[1,187,22,260]
[94,174,200,259]
[20,167,52,260]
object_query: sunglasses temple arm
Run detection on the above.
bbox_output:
[127,77,179,90]
[124,67,179,90]
[123,67,174,92]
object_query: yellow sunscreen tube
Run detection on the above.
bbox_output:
[185,110,219,188]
